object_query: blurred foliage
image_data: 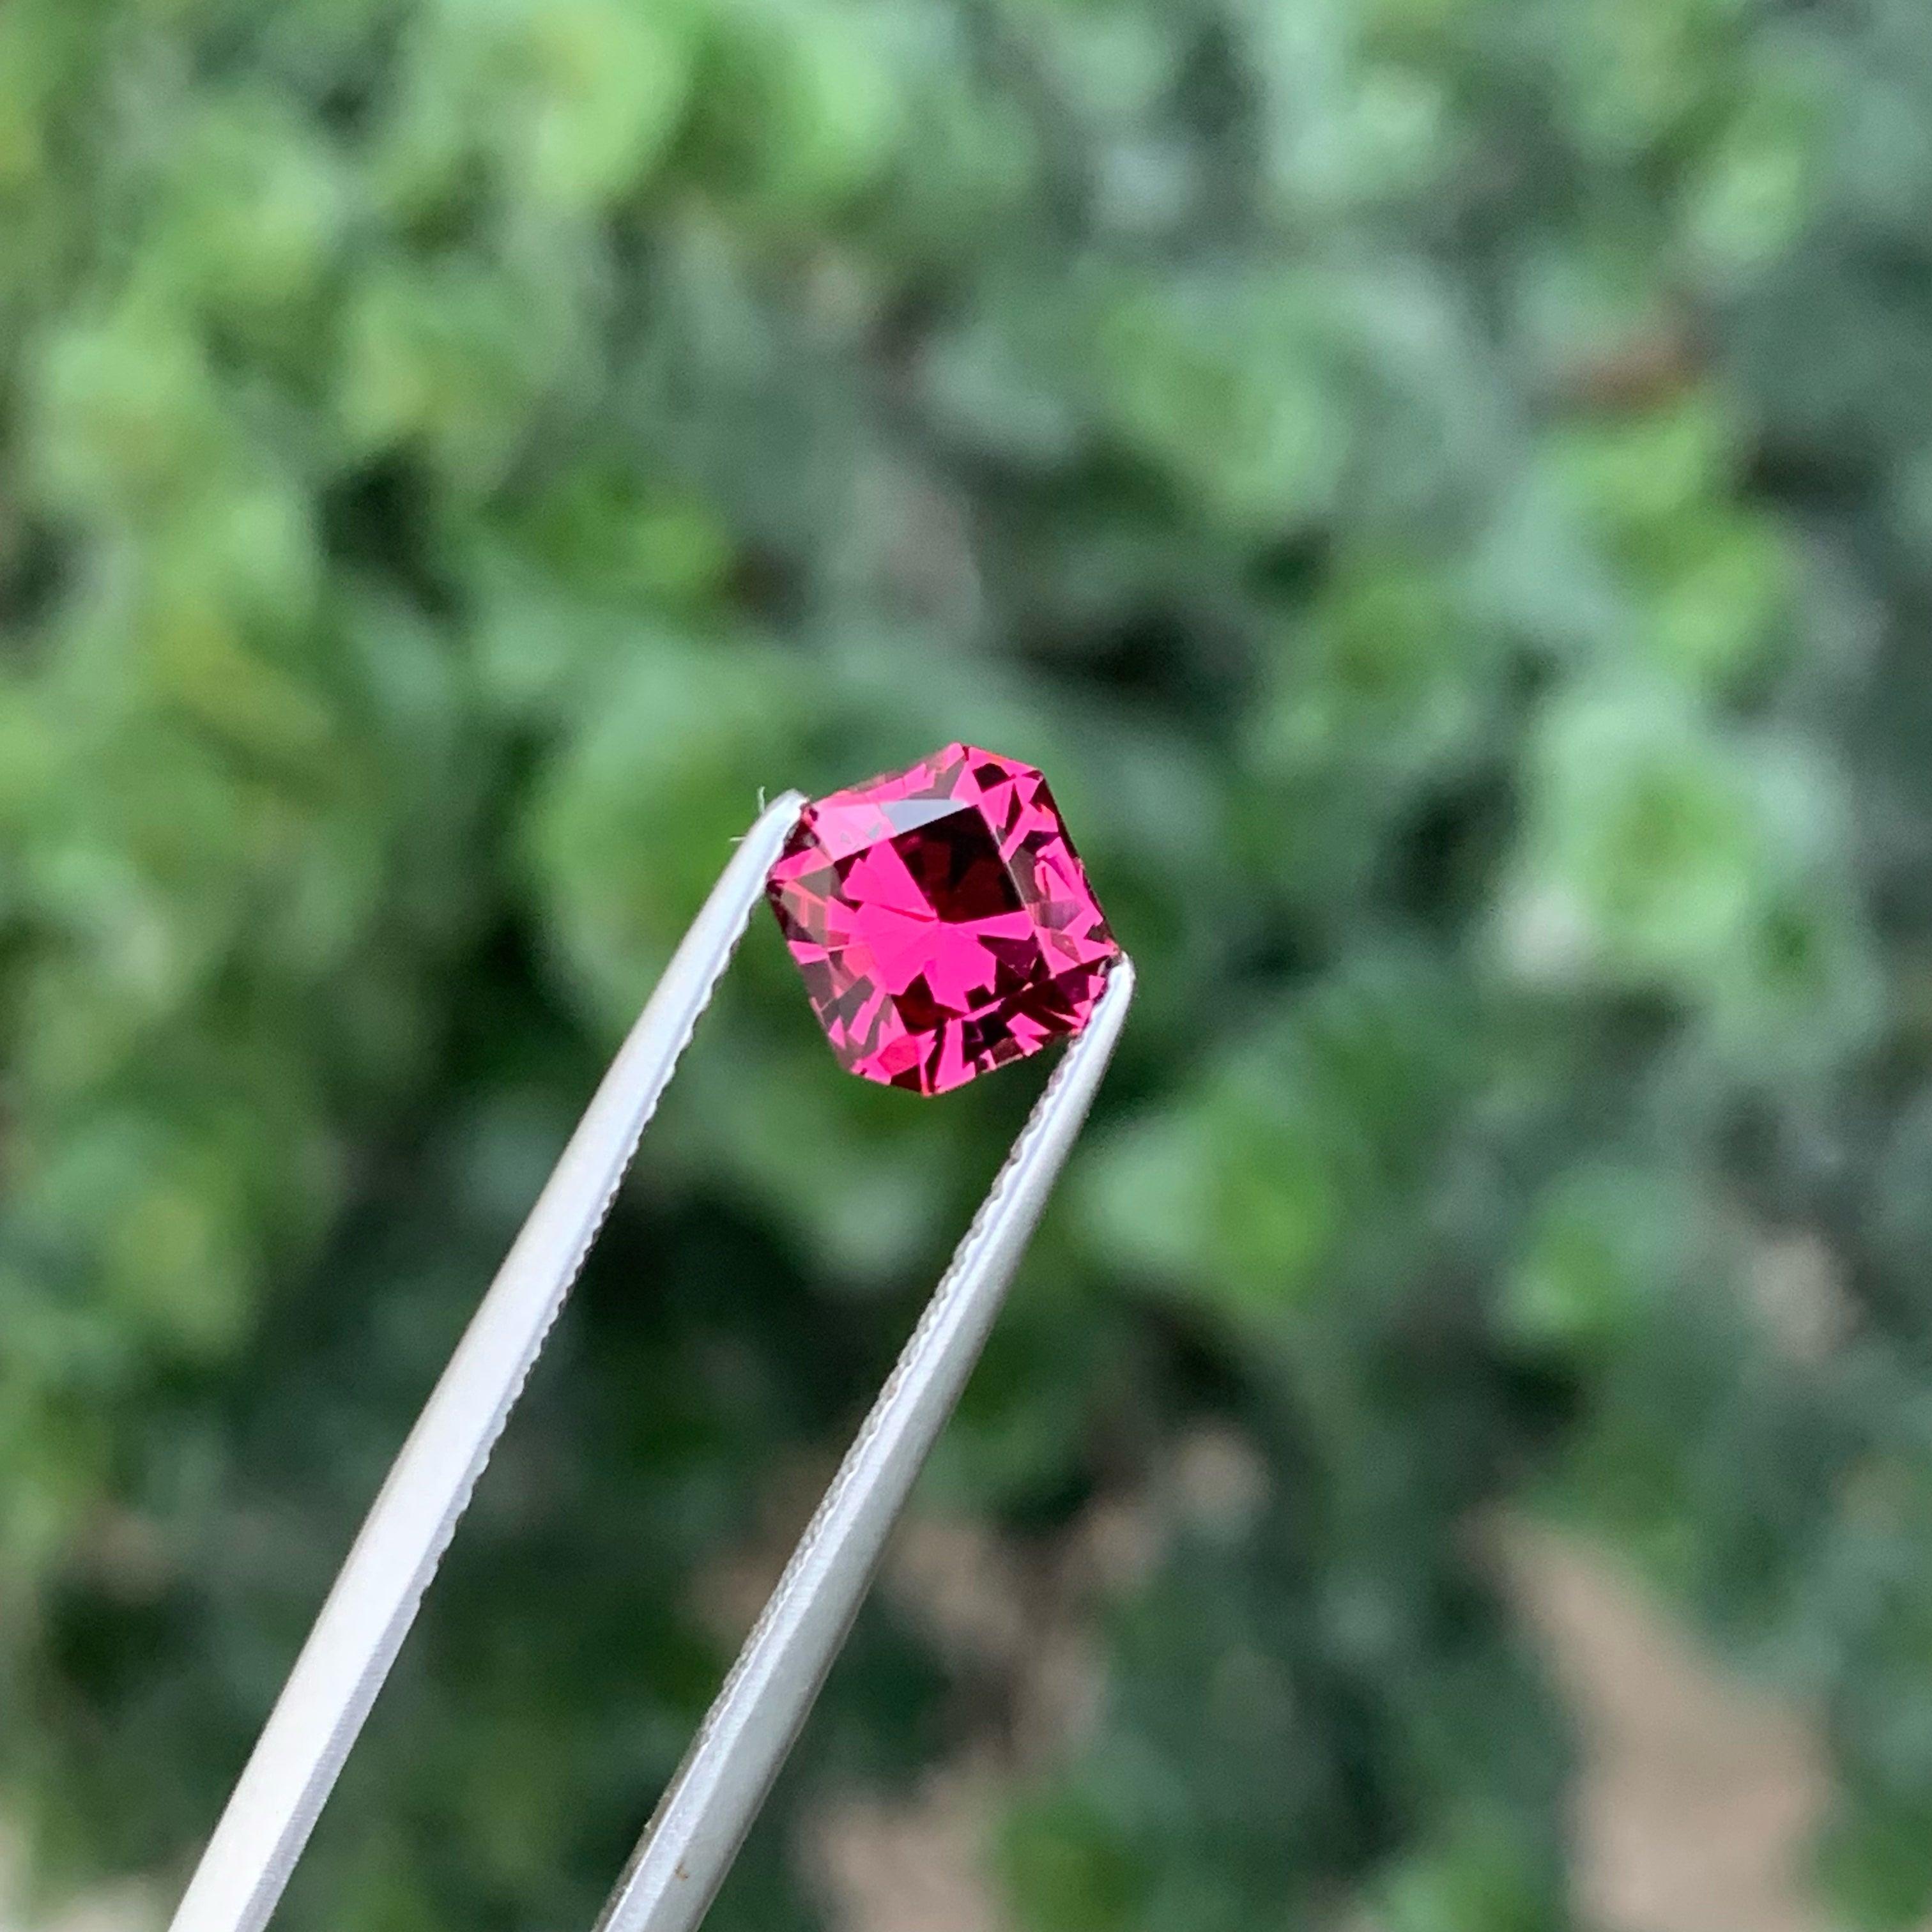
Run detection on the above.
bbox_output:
[8,0,1932,1928]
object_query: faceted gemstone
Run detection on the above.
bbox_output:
[766,744,1120,1094]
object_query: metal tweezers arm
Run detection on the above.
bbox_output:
[165,789,1134,1932]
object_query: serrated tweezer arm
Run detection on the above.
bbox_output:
[167,789,1134,1932]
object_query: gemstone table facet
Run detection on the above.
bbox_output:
[765,744,1120,1094]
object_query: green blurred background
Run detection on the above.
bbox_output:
[6,0,1932,1927]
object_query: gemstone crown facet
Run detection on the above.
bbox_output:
[765,744,1119,1094]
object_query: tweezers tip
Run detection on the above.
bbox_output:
[732,790,808,848]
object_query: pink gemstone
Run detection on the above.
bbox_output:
[766,744,1120,1094]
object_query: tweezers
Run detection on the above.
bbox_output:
[166,789,1135,1932]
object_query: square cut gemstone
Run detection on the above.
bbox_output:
[766,744,1120,1094]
